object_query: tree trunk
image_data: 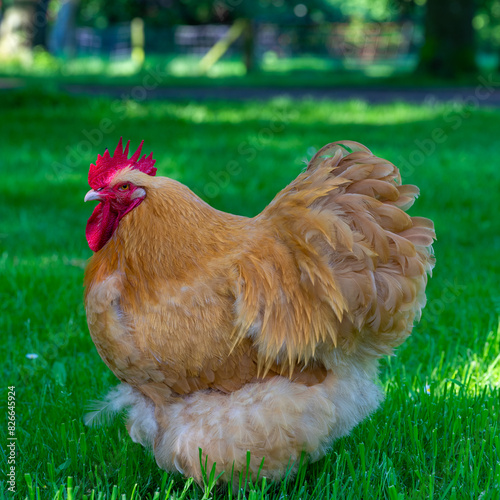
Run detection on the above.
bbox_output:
[48,0,79,56]
[418,0,477,77]
[243,19,255,74]
[0,0,50,58]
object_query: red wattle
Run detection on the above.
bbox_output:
[86,203,119,252]
[86,198,144,252]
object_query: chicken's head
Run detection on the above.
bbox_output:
[84,138,156,252]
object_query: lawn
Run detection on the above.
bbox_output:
[0,89,499,499]
[2,54,499,91]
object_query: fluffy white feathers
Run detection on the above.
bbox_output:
[86,358,382,484]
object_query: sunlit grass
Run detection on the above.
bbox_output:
[3,52,498,90]
[0,90,499,499]
[0,52,411,80]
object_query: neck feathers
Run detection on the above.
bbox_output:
[85,177,245,295]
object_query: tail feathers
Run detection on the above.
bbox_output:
[239,140,435,369]
[308,141,372,172]
[345,178,400,201]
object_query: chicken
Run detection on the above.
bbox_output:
[83,138,435,484]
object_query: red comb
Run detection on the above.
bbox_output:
[88,138,157,189]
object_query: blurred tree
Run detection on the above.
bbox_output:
[476,0,500,69]
[322,0,400,22]
[0,0,51,58]
[78,0,143,27]
[416,0,477,77]
[77,0,220,27]
[72,0,403,29]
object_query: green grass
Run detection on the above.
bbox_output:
[2,53,500,90]
[0,89,499,499]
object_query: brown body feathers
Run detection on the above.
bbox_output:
[84,141,435,484]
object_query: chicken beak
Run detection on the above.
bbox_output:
[84,189,103,202]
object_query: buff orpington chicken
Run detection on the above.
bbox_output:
[83,138,435,484]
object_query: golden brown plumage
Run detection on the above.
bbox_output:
[84,140,435,484]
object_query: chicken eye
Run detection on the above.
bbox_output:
[118,183,130,191]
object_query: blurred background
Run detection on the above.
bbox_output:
[0,0,498,88]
